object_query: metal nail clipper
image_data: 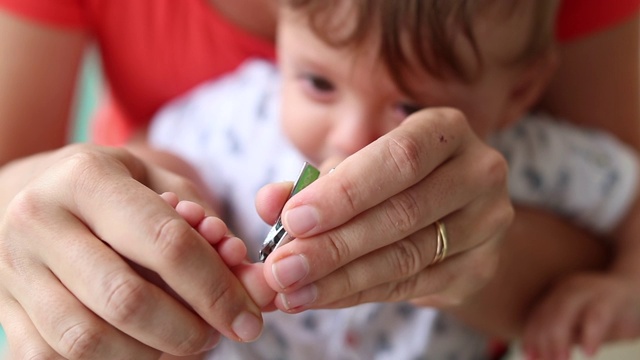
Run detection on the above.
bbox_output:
[259,162,320,262]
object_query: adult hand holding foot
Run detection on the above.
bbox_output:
[256,108,514,312]
[0,144,265,359]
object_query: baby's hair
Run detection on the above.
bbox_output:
[284,0,558,94]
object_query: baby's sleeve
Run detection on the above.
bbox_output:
[489,114,640,235]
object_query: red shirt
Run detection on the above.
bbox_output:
[0,0,276,144]
[556,0,639,41]
[0,0,637,144]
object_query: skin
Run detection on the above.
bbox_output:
[260,4,640,360]
[158,194,275,360]
[0,1,278,358]
[0,2,512,358]
[520,15,640,360]
[259,4,551,312]
[0,0,637,359]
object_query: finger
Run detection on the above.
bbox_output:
[29,211,220,355]
[5,260,161,359]
[48,150,264,342]
[273,225,439,311]
[273,218,464,310]
[581,298,615,356]
[274,235,501,313]
[280,108,473,238]
[525,287,586,360]
[1,296,64,360]
[255,181,294,225]
[322,236,502,310]
[265,131,509,293]
[265,151,509,295]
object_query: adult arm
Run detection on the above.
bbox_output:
[0,8,84,164]
[541,14,640,148]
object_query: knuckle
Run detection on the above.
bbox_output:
[478,187,514,249]
[152,217,197,265]
[388,276,420,302]
[385,134,421,180]
[334,175,359,215]
[323,231,354,269]
[103,271,149,324]
[479,147,509,189]
[201,278,235,318]
[4,189,47,229]
[387,238,424,280]
[337,267,358,297]
[58,322,101,359]
[58,151,114,195]
[384,192,421,234]
[59,148,104,176]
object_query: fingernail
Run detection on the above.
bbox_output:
[272,254,309,289]
[280,284,318,310]
[283,205,319,236]
[232,312,263,342]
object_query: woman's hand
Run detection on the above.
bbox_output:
[256,108,514,312]
[0,144,264,359]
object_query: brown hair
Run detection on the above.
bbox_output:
[284,0,558,93]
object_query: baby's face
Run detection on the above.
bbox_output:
[278,5,540,165]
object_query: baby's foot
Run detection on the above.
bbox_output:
[160,192,247,266]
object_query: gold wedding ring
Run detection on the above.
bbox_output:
[431,220,448,264]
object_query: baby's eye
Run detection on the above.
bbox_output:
[394,102,424,119]
[303,73,335,93]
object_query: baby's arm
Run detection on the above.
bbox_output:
[490,115,640,359]
[523,197,640,360]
